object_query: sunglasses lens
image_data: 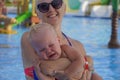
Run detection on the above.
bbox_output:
[37,0,63,13]
[52,0,63,9]
[37,3,49,13]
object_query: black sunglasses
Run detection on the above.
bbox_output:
[37,0,63,13]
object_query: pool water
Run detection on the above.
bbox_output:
[0,14,120,80]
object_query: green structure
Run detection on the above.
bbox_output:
[12,11,32,27]
[64,0,81,13]
[68,0,80,10]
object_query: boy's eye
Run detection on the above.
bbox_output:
[40,48,46,52]
[49,44,54,47]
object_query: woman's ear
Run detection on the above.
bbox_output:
[63,3,66,14]
[36,9,42,19]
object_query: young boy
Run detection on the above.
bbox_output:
[28,23,92,80]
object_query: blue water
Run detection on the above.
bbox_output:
[0,14,120,80]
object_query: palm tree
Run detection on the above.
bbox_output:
[108,0,120,48]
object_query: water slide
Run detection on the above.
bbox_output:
[75,0,113,17]
[65,0,110,13]
[12,11,32,27]
[90,0,120,17]
[87,0,110,6]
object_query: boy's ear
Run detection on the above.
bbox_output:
[57,37,60,42]
[57,37,62,45]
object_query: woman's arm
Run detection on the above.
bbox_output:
[21,32,38,80]
[21,32,55,80]
[70,39,102,80]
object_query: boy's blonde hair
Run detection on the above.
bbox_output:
[28,22,56,41]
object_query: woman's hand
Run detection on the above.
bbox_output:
[80,70,87,80]
[33,58,55,80]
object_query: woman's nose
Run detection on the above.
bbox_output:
[49,5,55,12]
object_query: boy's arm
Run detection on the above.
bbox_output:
[61,45,85,79]
[33,58,55,80]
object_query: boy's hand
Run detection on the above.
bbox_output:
[53,71,70,80]
[54,72,70,80]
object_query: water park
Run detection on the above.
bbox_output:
[0,0,120,80]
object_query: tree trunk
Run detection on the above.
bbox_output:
[108,11,120,48]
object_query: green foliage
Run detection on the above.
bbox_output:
[5,0,13,6]
[101,0,111,5]
[0,24,4,28]
[112,0,119,11]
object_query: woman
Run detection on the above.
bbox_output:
[21,0,102,80]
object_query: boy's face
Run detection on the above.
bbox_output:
[32,30,61,60]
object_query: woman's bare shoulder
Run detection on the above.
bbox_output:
[21,31,31,51]
[69,38,86,55]
[21,31,37,67]
[21,31,29,43]
[21,31,35,55]
[70,38,84,47]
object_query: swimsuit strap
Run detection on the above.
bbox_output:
[62,32,89,69]
[24,67,39,80]
[24,66,34,78]
[62,32,89,70]
[84,56,89,70]
[62,32,72,46]
[33,69,39,80]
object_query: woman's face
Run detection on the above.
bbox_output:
[36,0,66,26]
